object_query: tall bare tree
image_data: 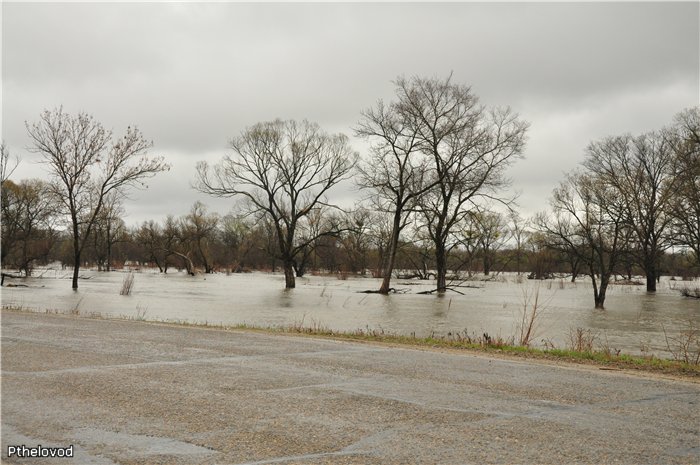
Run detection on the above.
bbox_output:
[537,170,627,309]
[669,107,700,266]
[355,96,434,293]
[26,107,169,289]
[357,75,527,293]
[196,119,357,288]
[403,75,528,292]
[583,132,679,291]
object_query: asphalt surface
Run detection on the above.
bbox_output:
[1,311,699,464]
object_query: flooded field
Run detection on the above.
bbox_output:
[2,269,699,358]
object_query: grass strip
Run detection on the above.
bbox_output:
[3,305,699,379]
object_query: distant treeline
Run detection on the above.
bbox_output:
[0,199,697,283]
[1,76,698,309]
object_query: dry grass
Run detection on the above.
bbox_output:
[135,303,148,321]
[663,322,700,365]
[568,327,596,352]
[517,285,544,347]
[120,272,135,296]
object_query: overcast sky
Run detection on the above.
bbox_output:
[2,1,698,227]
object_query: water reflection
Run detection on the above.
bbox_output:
[277,290,294,309]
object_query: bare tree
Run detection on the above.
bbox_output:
[338,207,373,275]
[403,75,528,293]
[292,206,343,277]
[508,211,528,276]
[533,210,588,283]
[137,220,166,272]
[669,107,700,266]
[355,96,434,293]
[537,170,627,309]
[139,214,196,275]
[218,213,257,272]
[91,193,126,271]
[452,215,482,278]
[583,132,679,291]
[1,178,58,276]
[163,215,194,274]
[181,201,219,273]
[525,231,558,281]
[365,209,394,278]
[473,210,508,276]
[1,142,19,184]
[400,228,434,280]
[26,107,169,289]
[1,143,22,266]
[196,119,357,288]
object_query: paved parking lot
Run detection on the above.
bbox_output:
[2,311,699,464]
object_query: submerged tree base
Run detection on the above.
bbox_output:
[358,288,409,294]
[417,287,466,295]
[679,286,700,299]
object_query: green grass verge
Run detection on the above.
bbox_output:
[3,304,699,378]
[250,325,700,378]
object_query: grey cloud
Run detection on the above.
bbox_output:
[2,2,698,225]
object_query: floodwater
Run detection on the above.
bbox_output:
[2,269,699,358]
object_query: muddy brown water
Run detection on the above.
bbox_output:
[2,269,698,358]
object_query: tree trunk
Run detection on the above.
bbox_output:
[595,275,609,309]
[645,259,657,292]
[153,255,163,273]
[197,241,212,273]
[378,246,397,294]
[589,265,600,308]
[171,251,195,275]
[570,259,579,282]
[72,239,80,289]
[295,251,310,277]
[379,275,392,294]
[106,226,112,272]
[72,254,80,290]
[71,210,81,289]
[435,242,447,293]
[284,260,296,288]
[379,211,403,294]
